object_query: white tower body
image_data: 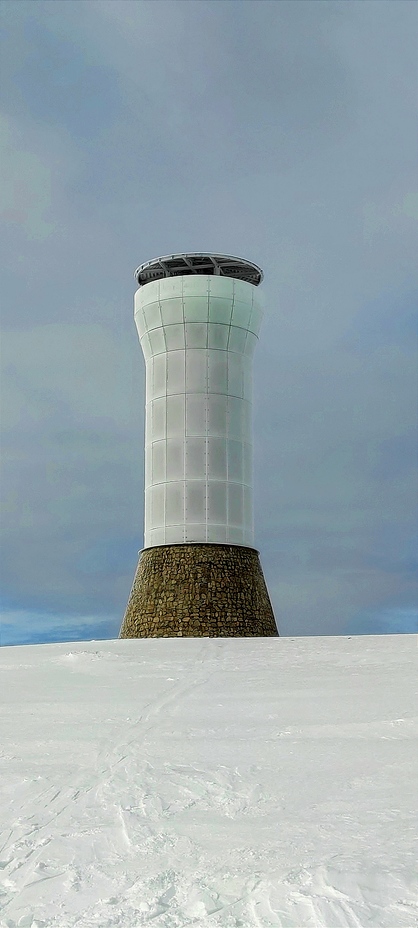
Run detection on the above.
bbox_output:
[134,254,263,549]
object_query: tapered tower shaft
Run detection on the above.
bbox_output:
[120,253,277,638]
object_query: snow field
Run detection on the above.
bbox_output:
[0,635,417,927]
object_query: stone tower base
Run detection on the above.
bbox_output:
[119,544,278,638]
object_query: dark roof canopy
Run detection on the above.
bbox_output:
[134,253,263,287]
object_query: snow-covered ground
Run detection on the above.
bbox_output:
[0,635,416,928]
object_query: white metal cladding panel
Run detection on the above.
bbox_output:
[134,274,263,336]
[136,275,262,548]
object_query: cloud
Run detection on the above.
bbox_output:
[345,609,418,637]
[0,608,119,647]
[0,323,143,619]
[0,0,417,641]
[0,115,55,241]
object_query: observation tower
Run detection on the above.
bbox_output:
[119,253,277,637]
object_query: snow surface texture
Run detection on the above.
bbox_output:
[0,635,416,928]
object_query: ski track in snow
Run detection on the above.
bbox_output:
[0,635,417,928]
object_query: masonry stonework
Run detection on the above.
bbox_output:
[120,544,278,638]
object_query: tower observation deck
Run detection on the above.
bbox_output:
[134,253,263,287]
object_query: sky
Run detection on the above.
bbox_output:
[0,0,417,646]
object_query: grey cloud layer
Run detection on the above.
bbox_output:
[0,0,417,640]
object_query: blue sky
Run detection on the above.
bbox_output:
[1,0,417,645]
